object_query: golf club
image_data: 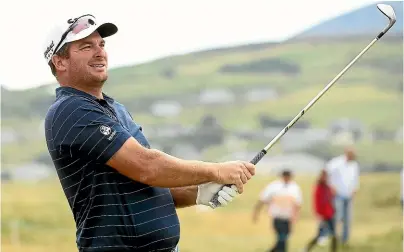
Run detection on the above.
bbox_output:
[208,3,397,209]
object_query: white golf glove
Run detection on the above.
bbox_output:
[196,182,239,208]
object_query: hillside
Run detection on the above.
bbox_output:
[1,2,403,170]
[292,1,403,39]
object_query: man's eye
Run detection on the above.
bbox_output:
[82,46,91,50]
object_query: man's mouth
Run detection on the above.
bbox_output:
[90,64,105,68]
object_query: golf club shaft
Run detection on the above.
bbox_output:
[256,38,379,158]
[209,35,385,209]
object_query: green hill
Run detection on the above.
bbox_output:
[101,37,402,128]
[1,36,402,169]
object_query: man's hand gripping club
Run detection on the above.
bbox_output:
[196,161,256,207]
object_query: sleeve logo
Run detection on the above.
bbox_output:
[100,125,112,136]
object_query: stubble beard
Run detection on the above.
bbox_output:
[71,66,108,87]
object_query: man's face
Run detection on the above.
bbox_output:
[283,175,291,183]
[345,149,356,161]
[63,31,108,85]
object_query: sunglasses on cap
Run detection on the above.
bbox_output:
[53,14,97,54]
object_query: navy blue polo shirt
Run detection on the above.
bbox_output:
[44,86,180,252]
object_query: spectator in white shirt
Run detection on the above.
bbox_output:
[318,147,359,246]
[252,170,303,252]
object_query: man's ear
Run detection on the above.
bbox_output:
[51,55,68,73]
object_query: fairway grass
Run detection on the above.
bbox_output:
[2,173,402,252]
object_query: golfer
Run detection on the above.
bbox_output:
[43,14,255,252]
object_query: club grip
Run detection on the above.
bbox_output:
[208,149,268,209]
[208,184,232,209]
[250,149,267,165]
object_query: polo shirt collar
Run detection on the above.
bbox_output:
[56,86,114,103]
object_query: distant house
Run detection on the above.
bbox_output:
[150,100,182,117]
[331,131,355,146]
[1,128,18,144]
[168,144,202,160]
[261,152,326,175]
[245,88,279,102]
[329,118,365,142]
[8,162,54,182]
[149,124,192,138]
[367,125,403,143]
[263,127,330,151]
[198,89,235,105]
[395,127,403,143]
[369,128,398,142]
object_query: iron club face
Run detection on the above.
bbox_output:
[376,4,396,38]
[377,3,397,23]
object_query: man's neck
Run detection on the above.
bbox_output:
[60,82,104,99]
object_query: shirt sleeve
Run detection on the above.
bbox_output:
[295,185,303,206]
[325,159,334,173]
[325,158,337,187]
[259,183,275,203]
[354,162,360,190]
[51,98,132,164]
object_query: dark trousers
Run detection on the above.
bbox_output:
[305,217,337,252]
[269,218,290,252]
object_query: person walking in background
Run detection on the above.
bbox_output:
[302,170,337,252]
[252,170,303,252]
[318,147,360,246]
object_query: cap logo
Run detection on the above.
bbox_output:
[67,18,78,24]
[44,40,55,60]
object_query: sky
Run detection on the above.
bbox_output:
[0,0,379,90]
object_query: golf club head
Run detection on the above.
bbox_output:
[377,3,396,25]
[376,4,396,39]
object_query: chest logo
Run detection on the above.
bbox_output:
[100,125,112,136]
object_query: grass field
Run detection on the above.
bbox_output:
[2,173,402,252]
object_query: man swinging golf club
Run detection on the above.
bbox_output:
[43,14,255,252]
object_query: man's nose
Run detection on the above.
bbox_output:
[94,45,106,58]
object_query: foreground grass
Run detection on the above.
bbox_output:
[2,173,402,252]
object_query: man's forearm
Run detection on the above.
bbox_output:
[107,139,219,188]
[253,201,264,222]
[170,186,198,208]
[144,149,219,187]
[292,206,301,222]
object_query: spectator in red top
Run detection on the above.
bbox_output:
[302,170,337,252]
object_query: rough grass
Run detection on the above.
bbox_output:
[1,173,402,252]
